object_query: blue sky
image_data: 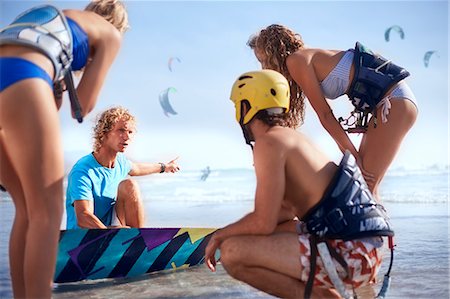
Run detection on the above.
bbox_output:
[1,0,448,171]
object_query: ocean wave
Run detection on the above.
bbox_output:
[382,192,449,203]
[142,186,254,203]
[147,195,253,203]
[386,165,449,177]
[1,168,447,204]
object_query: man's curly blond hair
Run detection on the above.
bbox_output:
[85,0,129,34]
[93,106,136,153]
[248,24,306,129]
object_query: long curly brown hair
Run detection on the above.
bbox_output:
[248,24,305,128]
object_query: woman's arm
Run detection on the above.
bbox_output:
[286,52,360,160]
[64,10,122,117]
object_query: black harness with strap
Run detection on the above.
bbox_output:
[300,151,395,299]
[341,42,409,133]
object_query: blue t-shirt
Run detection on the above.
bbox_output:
[66,153,132,229]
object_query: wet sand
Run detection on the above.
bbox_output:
[53,265,272,299]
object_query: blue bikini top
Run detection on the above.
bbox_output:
[66,17,89,71]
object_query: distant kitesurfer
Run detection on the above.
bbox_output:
[200,166,211,181]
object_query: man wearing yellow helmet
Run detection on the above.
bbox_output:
[205,70,394,299]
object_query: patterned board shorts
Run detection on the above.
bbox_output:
[298,234,383,290]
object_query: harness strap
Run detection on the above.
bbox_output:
[63,71,83,123]
[304,237,356,299]
[325,242,358,298]
[304,236,318,299]
[376,236,395,298]
[317,242,354,299]
[325,241,348,274]
[304,236,394,299]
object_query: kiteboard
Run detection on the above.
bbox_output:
[54,227,217,283]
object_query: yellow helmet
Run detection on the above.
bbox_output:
[230,70,290,125]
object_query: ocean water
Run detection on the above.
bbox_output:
[0,168,448,298]
[133,167,450,204]
[136,168,257,204]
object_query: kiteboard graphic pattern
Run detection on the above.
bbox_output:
[54,227,217,283]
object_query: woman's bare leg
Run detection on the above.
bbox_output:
[359,99,417,200]
[0,80,64,298]
[0,134,28,298]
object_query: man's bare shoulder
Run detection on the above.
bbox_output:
[256,126,329,167]
[254,127,307,154]
[266,126,308,143]
[258,126,285,141]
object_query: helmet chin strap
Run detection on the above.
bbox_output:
[239,101,254,150]
[240,123,254,151]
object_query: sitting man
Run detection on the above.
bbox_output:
[204,70,394,298]
[66,106,180,229]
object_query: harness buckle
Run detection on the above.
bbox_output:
[325,208,348,234]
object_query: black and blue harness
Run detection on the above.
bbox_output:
[341,42,409,133]
[300,151,395,299]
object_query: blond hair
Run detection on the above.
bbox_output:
[85,0,129,33]
[248,24,306,128]
[93,106,136,152]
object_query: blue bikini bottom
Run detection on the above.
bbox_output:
[0,57,53,92]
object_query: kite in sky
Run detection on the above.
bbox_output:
[159,87,178,117]
[384,25,405,42]
[168,57,181,72]
[423,50,438,67]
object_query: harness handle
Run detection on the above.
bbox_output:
[339,110,374,134]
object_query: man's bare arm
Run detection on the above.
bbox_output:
[74,200,107,229]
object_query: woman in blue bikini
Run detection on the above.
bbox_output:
[0,1,128,297]
[248,24,418,202]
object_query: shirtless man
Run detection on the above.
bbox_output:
[204,70,393,298]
